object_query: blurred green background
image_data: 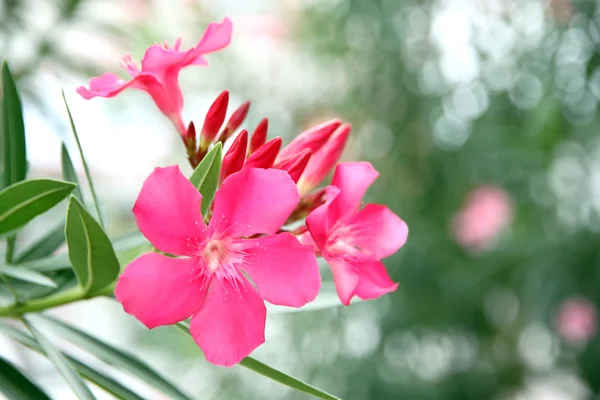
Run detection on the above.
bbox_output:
[3,0,600,399]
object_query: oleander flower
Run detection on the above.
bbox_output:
[115,166,321,366]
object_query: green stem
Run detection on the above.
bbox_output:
[0,284,114,317]
[5,236,15,264]
[61,91,104,228]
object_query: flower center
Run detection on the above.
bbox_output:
[203,239,231,273]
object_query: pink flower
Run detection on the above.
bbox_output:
[452,185,513,251]
[555,298,597,344]
[77,18,233,136]
[304,162,408,305]
[115,166,321,366]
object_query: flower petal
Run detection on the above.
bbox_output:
[191,17,234,57]
[134,166,207,255]
[76,73,134,99]
[115,253,207,329]
[353,260,399,301]
[330,162,379,218]
[305,186,341,249]
[340,204,408,259]
[326,258,360,306]
[210,168,299,237]
[240,233,320,307]
[189,276,266,367]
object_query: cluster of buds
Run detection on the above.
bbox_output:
[190,90,351,224]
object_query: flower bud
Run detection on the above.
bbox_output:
[273,148,311,183]
[219,101,251,144]
[220,130,248,182]
[297,123,350,194]
[244,137,282,169]
[249,118,269,154]
[277,119,341,162]
[200,90,229,149]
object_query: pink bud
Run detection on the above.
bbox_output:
[277,119,341,162]
[555,298,597,344]
[219,101,251,143]
[220,130,248,182]
[201,91,229,147]
[245,137,282,169]
[249,118,269,154]
[297,123,351,194]
[274,148,311,183]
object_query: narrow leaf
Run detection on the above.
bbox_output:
[1,62,27,189]
[65,196,119,293]
[0,179,76,236]
[0,265,56,287]
[14,221,66,263]
[33,315,193,400]
[189,142,222,216]
[61,143,84,201]
[266,283,350,314]
[0,322,143,400]
[0,354,51,400]
[174,322,341,400]
[23,317,96,400]
[62,91,103,226]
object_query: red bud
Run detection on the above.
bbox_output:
[185,121,196,145]
[220,130,248,181]
[200,90,229,147]
[277,119,342,162]
[245,137,282,169]
[249,118,269,154]
[219,101,250,143]
[274,148,312,183]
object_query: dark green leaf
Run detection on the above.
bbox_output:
[65,196,119,293]
[23,317,96,400]
[61,144,83,201]
[0,354,51,400]
[174,322,341,400]
[62,92,103,226]
[1,61,27,189]
[33,315,193,400]
[14,221,66,263]
[0,264,56,287]
[0,322,143,400]
[0,179,76,236]
[189,142,222,216]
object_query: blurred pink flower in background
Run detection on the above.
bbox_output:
[555,298,597,344]
[452,185,513,251]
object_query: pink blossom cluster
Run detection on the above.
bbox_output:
[78,18,408,366]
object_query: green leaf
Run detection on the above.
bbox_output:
[61,143,84,201]
[14,221,66,263]
[174,322,341,400]
[22,317,96,400]
[0,322,143,400]
[0,179,76,236]
[189,142,222,216]
[62,92,104,226]
[1,62,27,189]
[0,354,51,400]
[65,196,119,293]
[266,283,350,314]
[33,315,193,400]
[0,264,56,287]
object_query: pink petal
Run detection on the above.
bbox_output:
[133,166,207,255]
[210,168,299,237]
[326,258,360,306]
[354,260,399,301]
[191,17,234,57]
[277,119,341,161]
[305,186,341,249]
[189,276,266,367]
[339,204,408,259]
[115,253,206,329]
[76,72,134,99]
[326,258,398,305]
[330,162,379,219]
[240,233,320,307]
